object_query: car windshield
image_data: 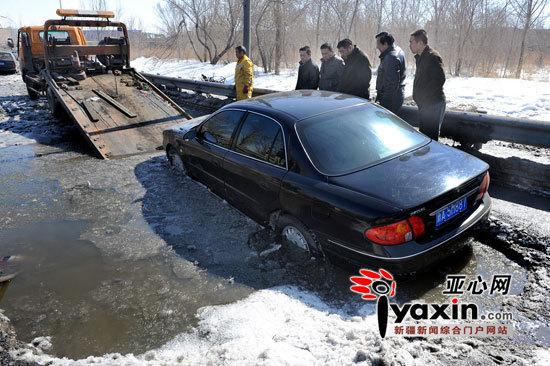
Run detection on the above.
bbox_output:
[39,31,70,43]
[0,53,13,61]
[296,104,429,175]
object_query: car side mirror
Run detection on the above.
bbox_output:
[7,38,14,49]
[203,131,217,144]
[183,129,196,140]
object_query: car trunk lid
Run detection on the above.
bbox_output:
[328,141,488,211]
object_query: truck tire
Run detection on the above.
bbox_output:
[22,70,39,100]
[46,88,64,118]
[26,85,39,100]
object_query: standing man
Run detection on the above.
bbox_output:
[336,38,372,99]
[409,29,446,141]
[234,45,254,100]
[295,46,319,90]
[375,32,406,113]
[318,43,344,92]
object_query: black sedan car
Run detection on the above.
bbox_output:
[0,52,17,74]
[163,90,491,273]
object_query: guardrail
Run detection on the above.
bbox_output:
[142,73,550,148]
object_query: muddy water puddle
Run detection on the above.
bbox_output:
[0,142,533,359]
[0,147,253,359]
[0,219,251,358]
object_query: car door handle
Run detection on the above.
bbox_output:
[213,161,221,168]
[259,182,270,190]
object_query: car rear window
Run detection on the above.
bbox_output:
[39,31,71,43]
[0,53,13,61]
[296,104,429,175]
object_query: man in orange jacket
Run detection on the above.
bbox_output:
[234,45,254,100]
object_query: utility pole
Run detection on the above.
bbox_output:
[243,0,251,56]
[274,0,282,75]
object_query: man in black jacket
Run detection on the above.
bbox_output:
[375,32,406,113]
[319,43,344,92]
[336,38,372,99]
[410,29,446,141]
[295,46,319,90]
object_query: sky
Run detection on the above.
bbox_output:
[0,0,162,32]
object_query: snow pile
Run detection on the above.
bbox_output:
[132,57,296,91]
[535,349,550,366]
[132,57,550,121]
[12,286,443,365]
[441,77,550,121]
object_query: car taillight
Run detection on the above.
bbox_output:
[476,172,490,200]
[365,215,425,245]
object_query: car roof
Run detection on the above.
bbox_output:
[223,90,368,123]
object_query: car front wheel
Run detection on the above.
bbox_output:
[167,146,186,176]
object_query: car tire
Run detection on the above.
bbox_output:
[26,85,39,100]
[167,145,187,176]
[275,214,323,260]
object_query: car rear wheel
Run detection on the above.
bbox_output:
[275,215,322,260]
[167,146,186,175]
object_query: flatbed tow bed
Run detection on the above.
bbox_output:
[42,9,192,158]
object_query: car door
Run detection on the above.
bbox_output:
[223,112,288,222]
[185,109,245,196]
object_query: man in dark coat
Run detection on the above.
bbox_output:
[319,43,344,92]
[295,46,319,90]
[375,32,406,113]
[410,29,446,141]
[336,38,372,99]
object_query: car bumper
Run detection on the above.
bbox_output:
[321,193,492,274]
[0,67,17,73]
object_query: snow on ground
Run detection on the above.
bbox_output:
[132,57,550,121]
[11,284,550,365]
[535,349,550,366]
[12,286,422,365]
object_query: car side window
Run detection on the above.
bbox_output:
[268,130,285,167]
[234,113,286,168]
[200,110,244,148]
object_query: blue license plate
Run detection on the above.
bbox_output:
[435,196,468,227]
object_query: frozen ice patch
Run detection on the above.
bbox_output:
[10,285,443,365]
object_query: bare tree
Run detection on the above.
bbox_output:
[158,0,241,65]
[449,0,482,76]
[512,0,549,77]
[154,0,549,79]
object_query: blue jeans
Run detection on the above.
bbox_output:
[418,101,446,141]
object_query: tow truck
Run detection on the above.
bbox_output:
[13,24,87,99]
[38,9,192,158]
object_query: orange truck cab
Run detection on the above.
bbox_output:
[17,25,86,98]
